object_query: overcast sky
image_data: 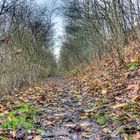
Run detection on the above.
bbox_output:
[36,0,64,57]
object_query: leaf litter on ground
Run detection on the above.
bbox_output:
[0,41,140,139]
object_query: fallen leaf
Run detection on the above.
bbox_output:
[15,48,22,54]
[123,134,128,140]
[112,103,128,109]
[127,84,139,93]
[132,132,140,140]
[79,122,90,127]
[101,89,107,95]
[0,119,3,124]
[33,135,41,140]
[10,131,16,138]
[131,95,140,102]
[8,115,12,122]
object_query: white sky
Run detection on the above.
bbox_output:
[36,0,64,57]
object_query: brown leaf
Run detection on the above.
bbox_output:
[33,135,41,140]
[112,103,128,109]
[15,49,22,54]
[123,134,128,140]
[0,129,4,135]
[10,131,16,138]
[131,95,140,102]
[127,84,139,93]
[132,132,140,140]
[79,122,91,128]
[0,119,3,125]
[101,89,107,95]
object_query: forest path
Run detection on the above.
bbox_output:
[35,77,124,140]
[0,68,140,140]
[0,51,140,140]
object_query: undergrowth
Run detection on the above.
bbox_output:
[0,103,36,139]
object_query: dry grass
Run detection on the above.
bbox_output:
[0,29,56,95]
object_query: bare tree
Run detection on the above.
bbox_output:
[59,0,140,70]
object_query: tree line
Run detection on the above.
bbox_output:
[59,0,140,71]
[0,0,57,94]
[1,0,140,94]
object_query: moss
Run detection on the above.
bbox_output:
[0,103,36,131]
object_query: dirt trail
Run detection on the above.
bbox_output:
[36,78,124,140]
[1,42,140,139]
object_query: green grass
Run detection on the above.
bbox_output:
[0,137,7,140]
[0,103,36,131]
[96,116,109,125]
[103,70,110,76]
[92,113,109,125]
[128,61,138,70]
